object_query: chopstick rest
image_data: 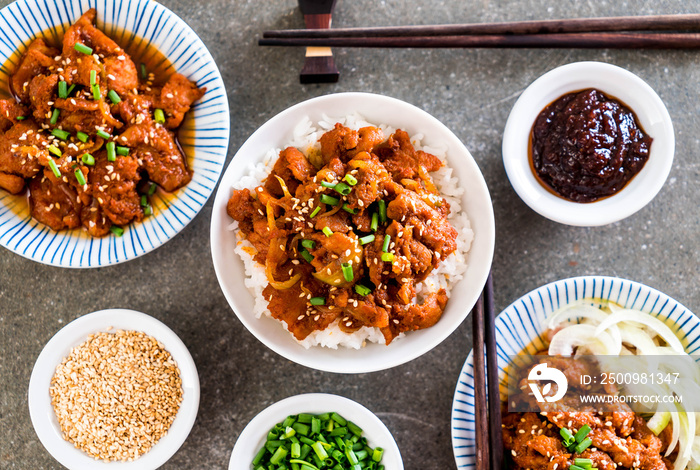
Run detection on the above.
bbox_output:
[298,0,339,83]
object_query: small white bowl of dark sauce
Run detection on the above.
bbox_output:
[502,61,674,226]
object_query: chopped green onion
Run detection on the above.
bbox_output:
[341,263,353,282]
[333,182,351,196]
[320,194,339,206]
[109,226,124,236]
[140,195,148,207]
[49,108,60,125]
[67,84,76,96]
[320,181,336,189]
[147,182,157,196]
[269,446,287,465]
[574,437,592,454]
[343,174,357,186]
[140,63,148,80]
[372,447,384,462]
[81,153,95,165]
[570,466,586,470]
[381,252,394,263]
[370,212,378,231]
[360,234,375,245]
[76,131,89,143]
[322,227,333,237]
[382,234,391,252]
[116,146,129,156]
[47,158,61,178]
[106,141,116,161]
[96,129,111,140]
[378,199,387,223]
[154,108,165,124]
[341,203,357,214]
[144,204,152,216]
[574,458,593,468]
[74,169,86,186]
[574,425,591,443]
[51,128,70,140]
[58,81,68,99]
[310,206,321,218]
[300,249,313,263]
[89,69,97,86]
[108,89,121,104]
[560,427,575,445]
[73,42,93,55]
[16,115,26,120]
[309,297,325,306]
[301,239,315,250]
[291,441,302,459]
[48,145,62,157]
[91,84,101,100]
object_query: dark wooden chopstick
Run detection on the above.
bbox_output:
[483,274,503,470]
[263,13,700,38]
[259,32,700,49]
[471,284,490,469]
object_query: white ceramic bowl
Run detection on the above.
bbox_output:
[0,0,230,267]
[28,309,200,470]
[450,275,700,468]
[210,92,495,373]
[502,61,674,226]
[228,393,403,469]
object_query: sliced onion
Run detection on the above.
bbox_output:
[617,324,660,356]
[691,436,700,468]
[647,411,671,436]
[273,175,292,198]
[548,324,621,356]
[594,308,685,354]
[669,409,681,458]
[265,238,300,290]
[548,303,613,329]
[266,202,276,231]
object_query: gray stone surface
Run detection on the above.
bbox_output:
[1,0,699,468]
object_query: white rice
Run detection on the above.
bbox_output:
[230,113,474,349]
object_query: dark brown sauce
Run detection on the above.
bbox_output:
[0,23,197,219]
[529,88,652,203]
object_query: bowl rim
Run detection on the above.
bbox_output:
[228,393,404,469]
[450,275,700,468]
[28,308,200,470]
[0,0,230,268]
[210,91,495,374]
[502,61,675,227]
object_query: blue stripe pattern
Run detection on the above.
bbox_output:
[450,275,700,468]
[0,0,230,268]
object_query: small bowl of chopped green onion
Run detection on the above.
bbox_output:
[229,393,403,470]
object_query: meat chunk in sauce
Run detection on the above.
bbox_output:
[0,8,205,236]
[227,123,461,344]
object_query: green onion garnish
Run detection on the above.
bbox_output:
[49,108,60,125]
[322,227,333,237]
[140,195,148,207]
[378,199,387,223]
[66,84,76,96]
[341,203,357,214]
[48,145,62,157]
[574,425,591,443]
[73,43,93,55]
[560,427,575,446]
[343,174,357,186]
[108,90,121,104]
[381,252,394,263]
[58,81,68,99]
[81,153,95,165]
[144,205,152,216]
[106,141,116,161]
[109,225,124,237]
[91,84,101,100]
[89,69,97,86]
[320,181,336,189]
[154,108,165,124]
[140,63,148,80]
[116,146,129,156]
[51,128,70,140]
[574,437,593,454]
[76,131,89,143]
[320,194,339,206]
[96,129,111,140]
[47,159,61,178]
[341,263,353,282]
[300,248,314,263]
[309,297,325,306]
[16,115,26,120]
[301,239,315,250]
[574,458,593,468]
[74,169,86,186]
[333,182,351,196]
[570,466,586,470]
[370,212,378,232]
[147,182,157,196]
[310,206,321,218]
[372,447,384,462]
[382,234,391,252]
[360,234,375,245]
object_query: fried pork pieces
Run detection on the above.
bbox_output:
[0,9,204,236]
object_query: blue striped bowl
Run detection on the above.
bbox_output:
[0,0,229,267]
[450,275,700,468]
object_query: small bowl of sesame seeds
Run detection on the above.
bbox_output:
[28,308,199,470]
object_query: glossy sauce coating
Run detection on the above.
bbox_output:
[531,88,652,203]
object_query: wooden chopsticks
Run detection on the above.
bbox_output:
[259,13,700,49]
[471,273,503,469]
